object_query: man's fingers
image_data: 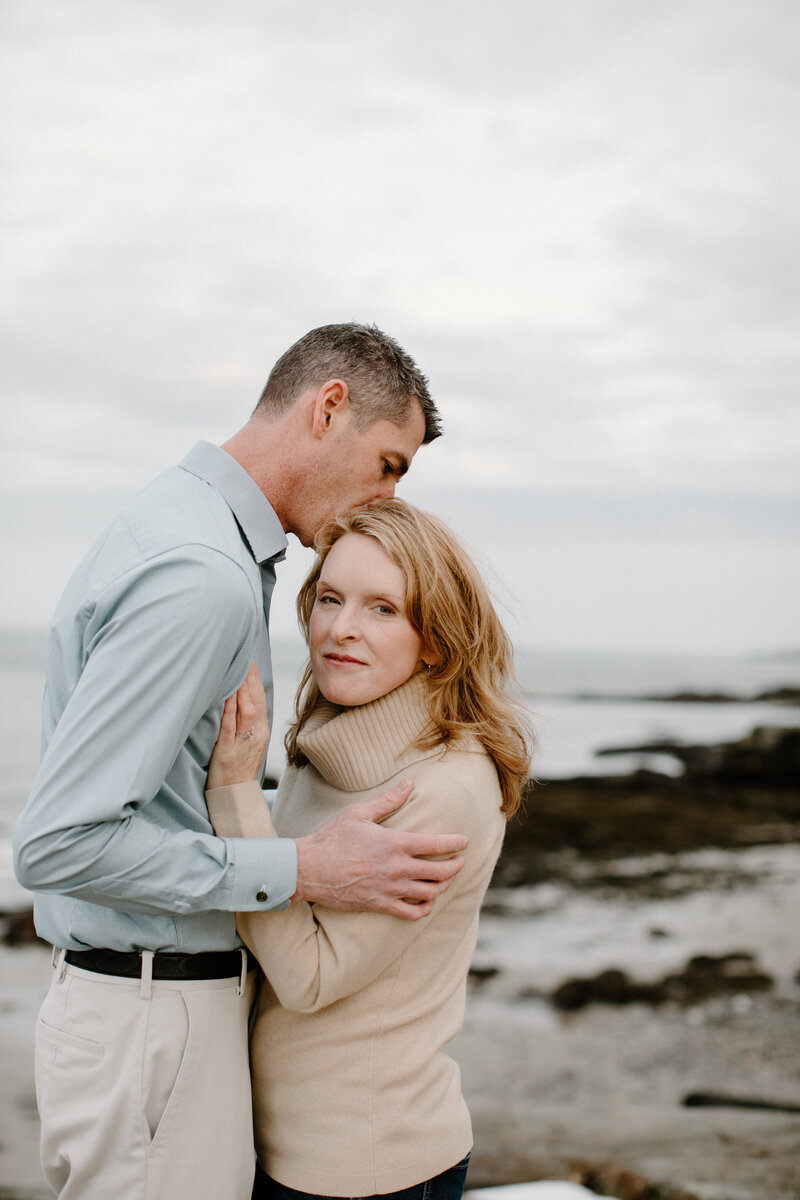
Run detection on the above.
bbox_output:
[397,853,465,884]
[353,779,414,822]
[398,832,469,859]
[398,876,456,903]
[384,897,435,921]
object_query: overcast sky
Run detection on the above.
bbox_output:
[2,0,798,655]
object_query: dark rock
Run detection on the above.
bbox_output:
[467,965,500,988]
[551,953,773,1011]
[662,953,773,1002]
[574,1164,702,1200]
[493,739,800,880]
[0,908,42,947]
[595,725,800,785]
[754,686,800,705]
[553,969,639,1011]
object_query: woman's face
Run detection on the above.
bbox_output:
[309,533,428,707]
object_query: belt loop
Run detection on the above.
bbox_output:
[140,950,154,1000]
[53,947,67,984]
[236,948,248,997]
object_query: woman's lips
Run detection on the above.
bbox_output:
[323,653,366,665]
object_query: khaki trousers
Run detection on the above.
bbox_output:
[35,955,257,1200]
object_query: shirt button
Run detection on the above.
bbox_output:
[256,887,269,903]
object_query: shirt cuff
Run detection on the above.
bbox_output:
[226,835,297,912]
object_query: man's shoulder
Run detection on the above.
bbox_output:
[55,462,258,621]
[119,462,246,562]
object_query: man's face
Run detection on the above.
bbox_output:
[291,404,426,546]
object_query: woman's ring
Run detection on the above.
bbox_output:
[238,726,255,740]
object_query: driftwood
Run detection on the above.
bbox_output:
[683,1090,800,1115]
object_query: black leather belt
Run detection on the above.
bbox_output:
[64,947,256,980]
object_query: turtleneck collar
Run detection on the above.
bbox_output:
[296,673,444,791]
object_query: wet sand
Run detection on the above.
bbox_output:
[2,776,799,1200]
[455,844,800,1200]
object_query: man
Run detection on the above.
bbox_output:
[14,323,468,1200]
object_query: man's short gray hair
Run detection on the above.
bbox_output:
[254,323,441,443]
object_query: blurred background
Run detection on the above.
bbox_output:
[1,3,798,1198]
[2,0,798,655]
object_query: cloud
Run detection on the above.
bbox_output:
[1,0,798,651]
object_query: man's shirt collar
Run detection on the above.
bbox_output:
[179,441,288,565]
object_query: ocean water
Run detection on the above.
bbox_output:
[1,629,798,909]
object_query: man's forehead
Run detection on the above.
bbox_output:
[389,405,426,449]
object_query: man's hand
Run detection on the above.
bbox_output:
[293,780,468,919]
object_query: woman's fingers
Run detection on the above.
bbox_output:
[207,663,271,790]
[220,694,238,744]
[235,682,255,733]
[244,663,269,736]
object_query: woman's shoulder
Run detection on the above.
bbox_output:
[403,740,504,826]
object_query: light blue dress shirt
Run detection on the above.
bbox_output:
[13,442,298,952]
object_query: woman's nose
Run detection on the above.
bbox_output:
[330,605,359,640]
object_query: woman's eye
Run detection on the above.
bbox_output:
[375,603,395,615]
[317,594,339,606]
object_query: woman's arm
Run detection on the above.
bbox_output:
[206,770,495,1014]
[208,666,468,920]
[206,669,497,1013]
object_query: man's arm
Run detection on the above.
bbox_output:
[13,548,296,916]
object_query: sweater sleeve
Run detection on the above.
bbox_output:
[205,770,501,1014]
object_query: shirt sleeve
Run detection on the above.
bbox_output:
[14,547,297,915]
[205,771,500,1013]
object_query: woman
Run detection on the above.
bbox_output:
[206,499,532,1200]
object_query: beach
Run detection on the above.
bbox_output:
[1,638,799,1199]
[3,834,799,1198]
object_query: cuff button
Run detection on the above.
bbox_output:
[256,887,269,903]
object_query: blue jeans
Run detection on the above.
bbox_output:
[251,1153,471,1200]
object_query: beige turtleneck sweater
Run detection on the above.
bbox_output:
[206,674,505,1197]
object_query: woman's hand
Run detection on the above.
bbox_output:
[207,662,270,789]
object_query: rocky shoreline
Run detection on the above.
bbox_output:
[1,724,798,1200]
[453,723,800,1200]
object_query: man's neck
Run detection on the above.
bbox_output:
[221,411,307,533]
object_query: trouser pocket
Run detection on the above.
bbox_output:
[141,989,191,1146]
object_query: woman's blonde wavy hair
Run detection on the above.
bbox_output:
[285,499,533,818]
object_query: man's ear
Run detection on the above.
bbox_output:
[310,379,350,440]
